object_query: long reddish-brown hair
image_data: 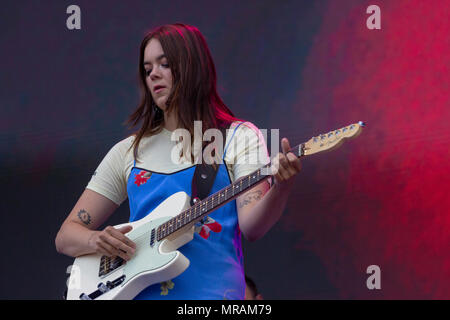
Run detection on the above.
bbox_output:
[125,23,242,162]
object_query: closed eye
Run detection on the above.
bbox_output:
[145,64,169,77]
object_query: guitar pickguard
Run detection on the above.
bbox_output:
[121,216,177,287]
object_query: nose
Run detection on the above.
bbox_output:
[149,66,162,81]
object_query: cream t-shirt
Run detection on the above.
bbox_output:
[86,121,271,206]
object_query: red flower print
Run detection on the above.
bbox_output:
[195,217,222,240]
[134,170,152,186]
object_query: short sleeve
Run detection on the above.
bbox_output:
[86,137,133,206]
[224,122,272,184]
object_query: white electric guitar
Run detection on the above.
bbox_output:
[65,121,365,300]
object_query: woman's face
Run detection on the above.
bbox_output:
[143,38,173,110]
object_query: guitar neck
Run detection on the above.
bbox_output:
[156,143,306,241]
[156,120,365,241]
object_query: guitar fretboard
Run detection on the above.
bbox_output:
[156,143,304,241]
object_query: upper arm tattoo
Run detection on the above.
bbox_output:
[238,190,263,209]
[77,209,92,225]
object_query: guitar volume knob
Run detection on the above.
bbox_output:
[79,293,92,300]
[97,282,110,293]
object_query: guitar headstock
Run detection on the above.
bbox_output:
[301,121,365,156]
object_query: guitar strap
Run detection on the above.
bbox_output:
[190,124,229,206]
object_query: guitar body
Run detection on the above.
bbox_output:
[66,191,194,300]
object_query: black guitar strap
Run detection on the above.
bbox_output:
[190,124,229,206]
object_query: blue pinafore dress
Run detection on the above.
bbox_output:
[126,124,245,300]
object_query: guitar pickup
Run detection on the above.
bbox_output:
[150,228,156,247]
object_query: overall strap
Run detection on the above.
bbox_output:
[190,124,230,206]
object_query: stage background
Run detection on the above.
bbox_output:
[0,0,448,299]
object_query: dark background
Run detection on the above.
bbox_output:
[1,0,448,299]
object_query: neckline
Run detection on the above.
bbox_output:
[132,164,196,175]
[162,127,173,136]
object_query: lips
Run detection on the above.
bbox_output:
[154,85,165,92]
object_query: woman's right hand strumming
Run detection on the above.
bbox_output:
[88,225,136,261]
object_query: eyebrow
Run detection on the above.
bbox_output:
[143,54,166,66]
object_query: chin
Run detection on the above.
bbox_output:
[157,101,167,110]
[153,98,166,110]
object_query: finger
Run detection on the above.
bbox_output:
[108,227,137,251]
[286,153,302,173]
[270,156,280,176]
[117,225,133,234]
[115,247,132,261]
[98,241,115,257]
[281,138,291,155]
[103,237,132,261]
[111,230,136,251]
[99,231,134,260]
[107,235,135,258]
[281,139,300,175]
[273,172,283,184]
[272,153,290,180]
[278,154,293,180]
[116,226,137,249]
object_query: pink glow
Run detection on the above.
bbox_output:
[290,0,449,298]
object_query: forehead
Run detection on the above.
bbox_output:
[143,38,166,64]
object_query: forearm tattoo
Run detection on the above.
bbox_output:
[77,209,92,225]
[238,190,263,208]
